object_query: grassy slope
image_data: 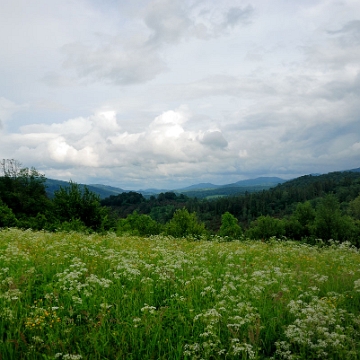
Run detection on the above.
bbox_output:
[0,229,359,359]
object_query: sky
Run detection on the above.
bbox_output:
[0,0,360,190]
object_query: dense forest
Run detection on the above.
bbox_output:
[1,159,360,245]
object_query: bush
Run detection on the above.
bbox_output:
[246,215,285,240]
[292,201,315,238]
[54,219,90,233]
[0,201,18,227]
[219,212,242,240]
[53,181,114,232]
[165,208,206,238]
[349,194,360,220]
[313,194,352,242]
[117,211,161,236]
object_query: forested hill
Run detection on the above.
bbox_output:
[45,179,124,199]
[173,177,286,199]
[270,170,360,205]
[101,169,360,231]
[188,170,360,227]
[1,160,360,244]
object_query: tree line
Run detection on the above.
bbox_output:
[102,169,360,245]
[1,159,360,245]
[0,160,114,232]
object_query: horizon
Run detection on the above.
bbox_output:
[43,167,358,192]
[1,1,359,189]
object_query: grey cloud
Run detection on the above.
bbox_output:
[327,20,360,47]
[328,20,360,35]
[61,42,167,85]
[304,19,360,70]
[144,0,193,45]
[47,2,256,87]
[223,5,254,28]
[200,130,228,149]
[157,75,276,101]
[144,0,255,45]
[317,74,360,100]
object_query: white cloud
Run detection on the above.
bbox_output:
[60,40,168,85]
[1,1,360,188]
[48,137,99,167]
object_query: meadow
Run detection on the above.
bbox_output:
[0,229,359,359]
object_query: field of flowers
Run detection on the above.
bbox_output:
[0,229,360,359]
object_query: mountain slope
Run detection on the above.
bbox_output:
[45,179,125,199]
[176,183,220,191]
[231,177,286,187]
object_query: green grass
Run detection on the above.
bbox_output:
[0,229,360,359]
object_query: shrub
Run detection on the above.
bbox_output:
[0,200,18,227]
[219,212,242,240]
[165,208,206,238]
[246,215,285,240]
[313,194,353,242]
[117,211,161,236]
[53,181,114,232]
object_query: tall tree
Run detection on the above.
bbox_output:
[219,212,242,240]
[0,159,50,219]
[314,194,348,241]
[52,181,112,231]
[165,208,206,238]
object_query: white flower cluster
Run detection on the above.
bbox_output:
[55,257,112,299]
[54,353,82,359]
[274,295,357,359]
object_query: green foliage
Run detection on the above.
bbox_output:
[149,204,176,223]
[290,201,316,239]
[117,211,162,236]
[219,212,242,240]
[313,194,348,242]
[54,218,90,233]
[293,201,315,227]
[53,181,113,232]
[0,200,18,227]
[157,191,177,201]
[246,215,285,240]
[100,191,145,206]
[165,208,206,238]
[349,193,360,220]
[281,217,303,240]
[0,161,51,219]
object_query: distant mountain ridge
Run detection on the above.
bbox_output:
[44,168,358,200]
[176,177,285,191]
[176,182,219,191]
[174,177,287,199]
[349,167,360,172]
[229,177,286,187]
[45,179,125,199]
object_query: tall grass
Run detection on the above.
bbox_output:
[0,228,359,359]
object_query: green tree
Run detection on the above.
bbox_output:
[0,159,51,221]
[0,160,58,231]
[282,217,303,240]
[165,208,206,238]
[0,200,18,227]
[117,211,161,236]
[292,201,316,238]
[313,194,350,242]
[53,181,113,232]
[349,194,360,220]
[219,212,242,240]
[246,215,285,240]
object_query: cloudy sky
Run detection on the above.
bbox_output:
[1,0,360,189]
